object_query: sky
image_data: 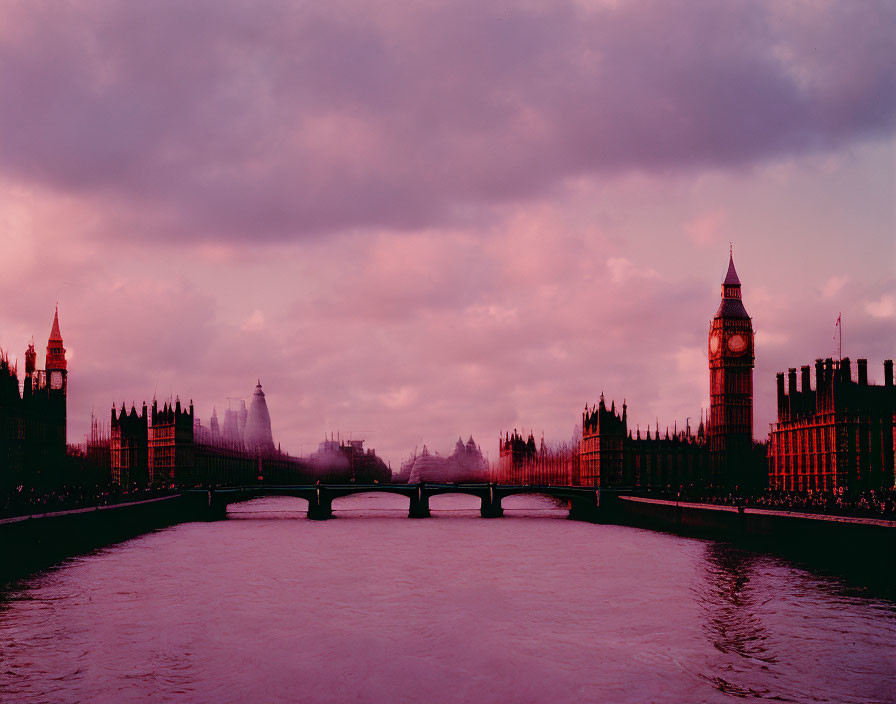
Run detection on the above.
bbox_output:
[1,0,894,468]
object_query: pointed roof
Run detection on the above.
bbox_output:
[49,306,63,343]
[723,252,741,286]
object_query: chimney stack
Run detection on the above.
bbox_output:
[788,368,798,417]
[841,357,852,383]
[776,372,786,420]
[857,359,868,386]
[885,359,893,387]
[801,365,811,394]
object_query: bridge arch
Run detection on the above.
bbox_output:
[226,494,310,518]
[331,490,417,516]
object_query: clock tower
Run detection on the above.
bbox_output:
[708,252,754,486]
[45,306,67,445]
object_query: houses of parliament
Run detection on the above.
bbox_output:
[0,308,68,487]
[498,253,895,491]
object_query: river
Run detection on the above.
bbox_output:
[1,494,894,703]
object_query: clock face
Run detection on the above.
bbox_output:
[727,334,747,354]
[50,371,63,390]
[709,333,721,355]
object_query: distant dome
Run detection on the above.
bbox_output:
[244,380,276,455]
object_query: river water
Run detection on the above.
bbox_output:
[1,494,894,704]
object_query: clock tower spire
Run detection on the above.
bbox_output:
[707,251,754,486]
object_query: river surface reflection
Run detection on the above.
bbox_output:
[1,494,894,703]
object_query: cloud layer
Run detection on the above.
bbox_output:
[1,0,894,240]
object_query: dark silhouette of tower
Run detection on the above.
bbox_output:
[45,306,67,446]
[708,252,754,486]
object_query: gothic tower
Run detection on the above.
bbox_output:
[45,306,67,445]
[708,252,754,486]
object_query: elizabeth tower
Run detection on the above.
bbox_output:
[45,306,67,446]
[708,253,754,486]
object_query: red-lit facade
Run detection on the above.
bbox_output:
[768,358,896,491]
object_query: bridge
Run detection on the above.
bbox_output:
[190,483,610,522]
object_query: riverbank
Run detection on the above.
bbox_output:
[612,495,896,596]
[0,493,204,582]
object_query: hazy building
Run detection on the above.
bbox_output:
[244,380,276,455]
[403,437,488,483]
[310,435,391,483]
[221,407,242,447]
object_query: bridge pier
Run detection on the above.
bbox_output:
[480,485,503,518]
[409,484,430,518]
[568,491,600,523]
[307,490,333,521]
[206,490,228,521]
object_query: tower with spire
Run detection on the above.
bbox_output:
[45,306,67,444]
[707,250,755,486]
[244,380,276,455]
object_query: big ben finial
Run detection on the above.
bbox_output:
[724,249,741,288]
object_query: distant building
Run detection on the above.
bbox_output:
[0,308,68,486]
[497,430,537,482]
[400,436,489,483]
[310,435,391,483]
[110,380,303,487]
[244,381,276,455]
[768,358,896,491]
[496,429,579,485]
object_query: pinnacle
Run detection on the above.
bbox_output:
[723,251,741,286]
[48,306,63,342]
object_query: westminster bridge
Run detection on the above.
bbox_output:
[191,483,610,521]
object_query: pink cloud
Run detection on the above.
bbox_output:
[685,209,726,247]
